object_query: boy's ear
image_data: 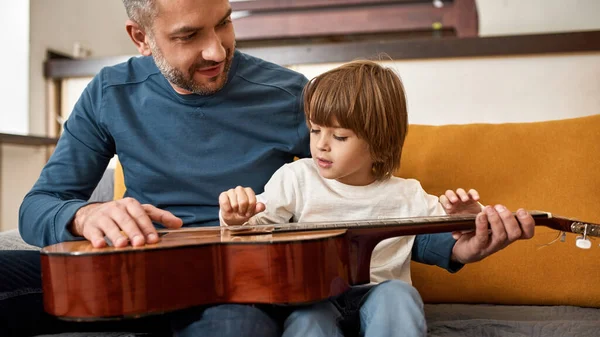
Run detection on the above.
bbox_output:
[125,20,153,56]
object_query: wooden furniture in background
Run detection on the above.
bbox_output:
[43,30,600,137]
[44,30,600,78]
[231,0,478,44]
[0,133,59,223]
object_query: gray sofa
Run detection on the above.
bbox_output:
[3,169,600,337]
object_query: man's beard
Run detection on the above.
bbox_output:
[149,40,233,95]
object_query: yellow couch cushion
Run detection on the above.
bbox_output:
[114,114,600,307]
[114,160,126,200]
[398,114,600,307]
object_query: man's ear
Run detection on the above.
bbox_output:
[125,19,152,56]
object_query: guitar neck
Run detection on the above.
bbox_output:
[222,210,600,287]
[265,211,598,238]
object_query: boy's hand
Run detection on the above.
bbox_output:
[219,186,266,226]
[439,188,483,215]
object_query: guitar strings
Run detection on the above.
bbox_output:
[535,231,565,250]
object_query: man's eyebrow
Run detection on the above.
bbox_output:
[170,26,200,35]
[219,8,233,24]
[169,8,232,35]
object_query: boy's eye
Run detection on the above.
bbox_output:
[310,129,320,134]
[333,135,348,141]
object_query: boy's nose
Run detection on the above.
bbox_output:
[317,139,330,151]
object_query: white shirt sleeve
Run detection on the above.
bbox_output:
[247,164,299,226]
[426,192,447,216]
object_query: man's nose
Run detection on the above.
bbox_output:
[202,30,226,63]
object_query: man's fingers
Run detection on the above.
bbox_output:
[124,199,159,245]
[107,199,145,246]
[486,205,508,248]
[451,230,471,240]
[75,198,183,248]
[475,209,492,247]
[494,205,523,242]
[143,204,183,229]
[517,208,535,239]
[97,217,129,248]
[84,225,107,248]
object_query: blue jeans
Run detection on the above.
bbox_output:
[1,250,424,336]
[174,281,426,337]
[283,280,426,337]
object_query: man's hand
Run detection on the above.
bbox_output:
[219,186,266,226]
[439,188,483,215]
[451,205,535,264]
[70,197,183,248]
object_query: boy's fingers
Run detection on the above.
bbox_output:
[235,186,249,215]
[439,195,451,209]
[255,202,266,214]
[444,190,458,203]
[245,187,257,216]
[219,192,233,213]
[456,188,469,202]
[467,189,480,201]
[226,189,239,212]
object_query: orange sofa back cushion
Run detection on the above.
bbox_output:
[398,114,600,307]
[114,114,600,307]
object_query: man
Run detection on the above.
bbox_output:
[3,0,534,336]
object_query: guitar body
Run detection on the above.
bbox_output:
[41,212,592,321]
[41,228,354,320]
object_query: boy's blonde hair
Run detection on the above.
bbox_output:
[303,60,408,180]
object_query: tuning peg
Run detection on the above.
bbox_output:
[575,224,592,249]
[576,236,591,249]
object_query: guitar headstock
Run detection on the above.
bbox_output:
[531,211,600,249]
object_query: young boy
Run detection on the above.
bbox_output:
[219,60,482,337]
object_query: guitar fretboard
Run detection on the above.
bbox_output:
[271,213,486,233]
[226,211,561,236]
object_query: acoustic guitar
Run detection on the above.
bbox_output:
[40,211,599,321]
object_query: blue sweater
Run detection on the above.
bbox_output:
[19,50,460,272]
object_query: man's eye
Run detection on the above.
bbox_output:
[178,33,196,41]
[218,19,232,27]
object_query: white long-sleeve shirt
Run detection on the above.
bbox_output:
[221,158,446,284]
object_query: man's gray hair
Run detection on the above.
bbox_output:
[122,0,157,29]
